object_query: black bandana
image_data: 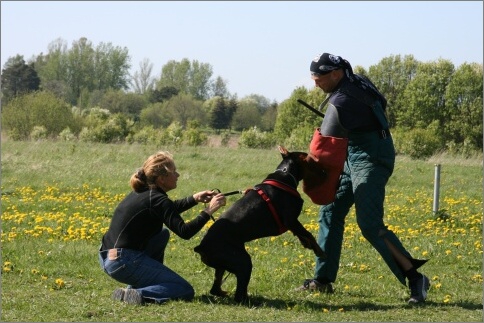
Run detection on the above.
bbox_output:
[310,53,344,75]
[310,52,387,109]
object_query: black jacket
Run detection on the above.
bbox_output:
[101,188,210,250]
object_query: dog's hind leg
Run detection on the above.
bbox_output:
[210,268,228,297]
[232,250,252,303]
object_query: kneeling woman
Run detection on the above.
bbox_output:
[99,150,226,305]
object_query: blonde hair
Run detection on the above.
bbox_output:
[130,151,175,192]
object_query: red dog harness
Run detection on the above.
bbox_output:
[254,180,300,234]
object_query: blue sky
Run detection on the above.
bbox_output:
[1,1,482,103]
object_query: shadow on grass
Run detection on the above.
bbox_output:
[196,294,483,312]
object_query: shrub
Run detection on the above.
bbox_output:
[30,125,48,141]
[1,91,74,140]
[283,125,314,151]
[393,121,444,159]
[167,122,183,146]
[220,131,231,146]
[239,126,275,149]
[59,127,77,141]
[184,128,208,146]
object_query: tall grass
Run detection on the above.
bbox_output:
[1,140,482,322]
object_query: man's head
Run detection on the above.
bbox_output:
[310,53,345,76]
[310,53,346,93]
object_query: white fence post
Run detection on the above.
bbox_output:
[433,164,441,214]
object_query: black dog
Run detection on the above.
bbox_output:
[194,146,326,303]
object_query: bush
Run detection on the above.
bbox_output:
[393,121,444,159]
[283,125,314,151]
[184,128,208,146]
[30,125,48,141]
[239,126,276,149]
[59,127,77,141]
[167,122,183,146]
[220,131,231,146]
[1,91,74,140]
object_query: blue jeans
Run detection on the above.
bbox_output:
[98,228,195,303]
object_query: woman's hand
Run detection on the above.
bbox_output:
[193,190,215,203]
[194,190,226,215]
[204,193,226,215]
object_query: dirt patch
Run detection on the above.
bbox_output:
[207,134,239,148]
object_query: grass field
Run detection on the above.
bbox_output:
[1,140,483,322]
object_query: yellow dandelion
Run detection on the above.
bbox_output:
[55,278,65,289]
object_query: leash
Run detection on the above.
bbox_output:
[211,188,244,196]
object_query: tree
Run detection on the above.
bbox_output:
[398,59,454,129]
[1,55,40,104]
[166,93,204,128]
[231,99,261,131]
[99,89,147,117]
[273,86,323,140]
[212,76,230,98]
[209,97,235,131]
[139,102,172,129]
[35,37,131,105]
[367,54,419,127]
[149,86,179,103]
[131,58,155,94]
[156,58,213,100]
[444,62,483,150]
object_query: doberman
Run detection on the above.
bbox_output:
[194,146,326,303]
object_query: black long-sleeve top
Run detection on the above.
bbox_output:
[101,188,210,250]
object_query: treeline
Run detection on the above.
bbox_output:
[1,37,482,159]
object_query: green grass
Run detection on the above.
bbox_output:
[1,140,483,322]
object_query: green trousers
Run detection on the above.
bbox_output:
[314,130,416,286]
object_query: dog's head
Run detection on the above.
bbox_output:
[277,146,326,185]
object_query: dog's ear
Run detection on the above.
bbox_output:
[278,145,289,157]
[306,152,319,163]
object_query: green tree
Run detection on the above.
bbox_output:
[273,86,323,140]
[231,102,261,131]
[209,97,232,131]
[156,58,213,100]
[99,89,147,117]
[398,59,454,129]
[149,86,179,103]
[260,102,278,131]
[131,58,155,94]
[35,37,131,105]
[444,62,483,150]
[165,93,204,128]
[367,54,419,127]
[139,102,172,129]
[212,76,230,98]
[1,55,40,104]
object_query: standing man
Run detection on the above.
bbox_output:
[296,52,430,304]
